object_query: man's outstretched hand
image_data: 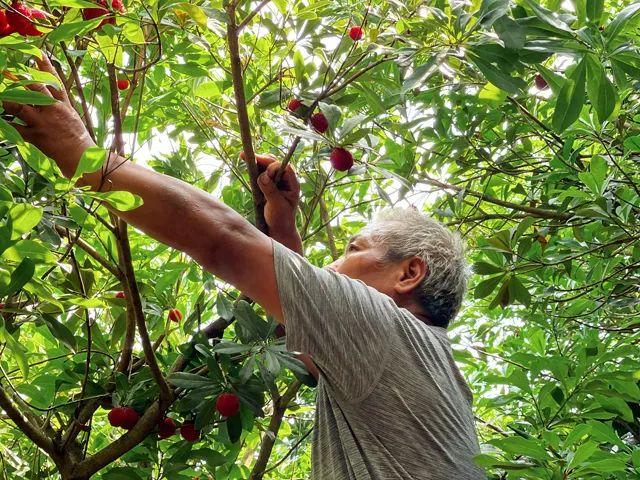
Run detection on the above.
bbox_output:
[242,152,303,255]
[2,54,95,179]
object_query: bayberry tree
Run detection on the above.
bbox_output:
[0,0,639,479]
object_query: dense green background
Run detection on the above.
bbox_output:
[1,0,640,478]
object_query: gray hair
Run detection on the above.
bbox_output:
[364,208,469,328]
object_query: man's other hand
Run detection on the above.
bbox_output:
[2,54,95,178]
[241,153,300,236]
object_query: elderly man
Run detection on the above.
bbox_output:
[4,55,484,479]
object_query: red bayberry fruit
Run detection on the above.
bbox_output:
[115,291,126,298]
[287,98,302,112]
[117,79,129,90]
[349,25,364,41]
[329,147,354,172]
[7,2,42,37]
[0,10,14,36]
[0,303,5,309]
[215,392,240,417]
[180,423,200,442]
[535,74,548,90]
[274,324,286,338]
[108,407,126,427]
[158,417,176,439]
[310,112,329,133]
[119,406,139,430]
[82,0,124,27]
[168,308,182,322]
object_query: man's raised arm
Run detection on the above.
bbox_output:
[4,55,284,320]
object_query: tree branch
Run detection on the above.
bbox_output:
[249,380,301,480]
[226,6,268,233]
[238,0,271,32]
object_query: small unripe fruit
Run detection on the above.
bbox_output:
[180,423,200,442]
[329,147,354,171]
[168,308,182,322]
[534,74,548,90]
[287,98,302,112]
[115,291,126,299]
[158,417,176,439]
[215,392,240,417]
[349,25,364,41]
[310,112,329,133]
[120,407,139,430]
[117,79,129,90]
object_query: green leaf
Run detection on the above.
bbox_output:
[225,413,242,443]
[167,372,218,389]
[234,301,270,341]
[624,135,640,153]
[585,55,616,123]
[102,467,145,480]
[0,89,57,106]
[402,57,438,92]
[3,240,56,264]
[490,436,548,460]
[1,330,28,378]
[212,342,252,355]
[41,314,77,351]
[47,18,103,44]
[85,190,144,211]
[6,204,42,240]
[73,147,108,181]
[474,275,504,299]
[191,448,227,466]
[0,257,34,297]
[469,54,526,94]
[586,0,604,23]
[493,16,525,49]
[478,0,509,27]
[552,57,586,132]
[568,441,598,469]
[473,261,503,275]
[605,3,640,41]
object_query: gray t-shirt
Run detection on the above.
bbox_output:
[273,241,485,479]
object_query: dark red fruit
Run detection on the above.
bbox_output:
[107,407,126,427]
[115,291,125,298]
[180,423,200,442]
[349,25,364,41]
[215,392,240,417]
[119,406,139,430]
[287,98,302,112]
[329,147,354,171]
[0,10,13,36]
[310,112,329,133]
[274,324,286,338]
[117,79,129,90]
[82,0,124,27]
[167,308,182,322]
[535,74,548,90]
[158,417,176,439]
[7,2,42,37]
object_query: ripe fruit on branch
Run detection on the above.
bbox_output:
[310,112,329,133]
[329,147,354,171]
[108,406,139,429]
[117,79,129,90]
[168,308,182,322]
[7,2,43,37]
[0,11,13,36]
[215,392,240,417]
[158,417,176,439]
[180,423,200,442]
[115,291,126,298]
[534,74,548,90]
[82,0,125,27]
[287,98,302,112]
[274,324,286,338]
[349,25,364,41]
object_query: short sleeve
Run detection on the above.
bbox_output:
[272,240,397,402]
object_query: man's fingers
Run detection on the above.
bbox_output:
[2,101,39,125]
[34,54,68,102]
[25,80,54,98]
[258,171,278,196]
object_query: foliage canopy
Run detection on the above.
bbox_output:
[0,0,639,478]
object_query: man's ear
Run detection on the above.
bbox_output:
[394,257,427,295]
